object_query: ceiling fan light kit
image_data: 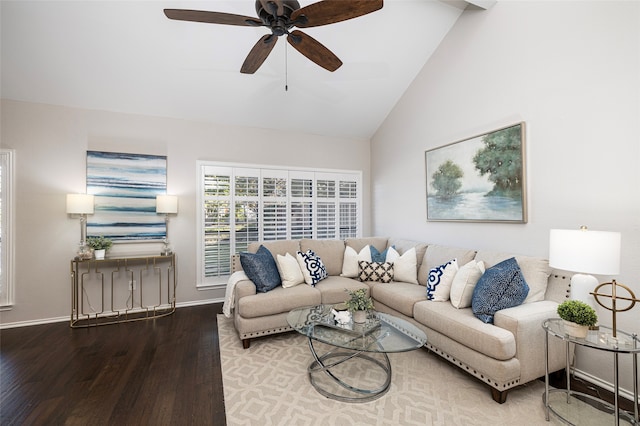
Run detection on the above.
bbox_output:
[164,0,383,74]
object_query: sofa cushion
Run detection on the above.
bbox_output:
[358,261,394,283]
[387,238,428,272]
[474,251,551,304]
[340,245,371,278]
[472,257,529,323]
[345,237,388,254]
[371,282,427,317]
[238,284,321,318]
[240,245,281,293]
[276,253,305,288]
[385,247,418,284]
[450,260,486,308]
[426,259,459,301]
[296,249,328,286]
[418,245,476,286]
[314,276,370,305]
[248,240,301,257]
[300,239,345,276]
[414,300,517,360]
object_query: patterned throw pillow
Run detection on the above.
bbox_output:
[239,245,281,293]
[296,249,328,286]
[358,261,394,283]
[472,257,530,324]
[426,259,459,301]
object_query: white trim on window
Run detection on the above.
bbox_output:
[196,161,362,290]
[0,150,15,309]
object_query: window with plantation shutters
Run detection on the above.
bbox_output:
[197,162,362,288]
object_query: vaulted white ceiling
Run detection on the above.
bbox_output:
[1,1,488,139]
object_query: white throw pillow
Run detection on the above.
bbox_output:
[385,247,418,284]
[340,245,371,278]
[450,260,486,308]
[427,259,459,301]
[276,253,305,288]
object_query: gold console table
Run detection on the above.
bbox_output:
[70,254,176,328]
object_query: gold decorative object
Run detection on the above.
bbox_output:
[591,280,639,338]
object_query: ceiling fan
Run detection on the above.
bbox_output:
[164,0,383,74]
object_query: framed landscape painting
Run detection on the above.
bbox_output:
[86,151,168,241]
[425,122,527,223]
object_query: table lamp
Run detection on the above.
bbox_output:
[549,226,637,338]
[66,193,94,259]
[156,195,178,256]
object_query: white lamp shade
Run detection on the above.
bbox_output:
[66,194,94,214]
[156,195,178,214]
[549,228,621,275]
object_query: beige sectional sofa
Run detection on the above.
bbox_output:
[229,237,570,403]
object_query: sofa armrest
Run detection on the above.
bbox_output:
[234,279,257,300]
[494,301,568,383]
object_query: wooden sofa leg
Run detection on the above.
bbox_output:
[491,388,508,404]
[242,339,251,349]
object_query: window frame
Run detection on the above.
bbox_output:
[0,149,15,309]
[196,161,362,290]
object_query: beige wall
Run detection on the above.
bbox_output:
[0,100,371,325]
[371,1,639,395]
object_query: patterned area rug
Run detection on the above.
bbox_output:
[217,315,574,426]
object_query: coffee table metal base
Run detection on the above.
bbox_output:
[306,338,392,403]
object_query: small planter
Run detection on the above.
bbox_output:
[563,320,589,339]
[353,310,367,323]
[94,249,106,260]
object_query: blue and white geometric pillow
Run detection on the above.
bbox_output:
[426,258,459,301]
[296,249,328,286]
[472,257,529,324]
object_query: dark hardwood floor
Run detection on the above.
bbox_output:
[2,303,635,425]
[0,303,226,425]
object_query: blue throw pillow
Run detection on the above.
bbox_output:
[240,245,281,293]
[471,257,529,324]
[370,245,394,263]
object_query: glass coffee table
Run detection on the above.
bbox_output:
[287,304,427,402]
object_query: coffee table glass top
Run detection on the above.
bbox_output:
[287,304,426,353]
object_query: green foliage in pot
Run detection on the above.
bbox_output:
[557,300,597,326]
[344,288,374,312]
[86,235,113,251]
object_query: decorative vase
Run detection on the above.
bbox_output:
[353,310,367,324]
[562,320,589,339]
[94,249,106,260]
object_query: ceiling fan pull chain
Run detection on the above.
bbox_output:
[285,41,288,92]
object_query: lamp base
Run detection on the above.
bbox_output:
[570,273,598,307]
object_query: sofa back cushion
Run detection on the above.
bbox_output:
[418,245,476,286]
[300,239,345,276]
[474,251,551,304]
[345,237,388,254]
[248,240,301,257]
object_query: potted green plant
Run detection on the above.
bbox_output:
[344,288,374,323]
[557,299,598,338]
[86,235,113,260]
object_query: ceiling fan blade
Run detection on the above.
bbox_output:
[291,0,383,28]
[164,9,262,26]
[287,30,342,72]
[241,35,279,74]
[259,0,285,16]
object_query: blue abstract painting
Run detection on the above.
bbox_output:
[86,151,167,241]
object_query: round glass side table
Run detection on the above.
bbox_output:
[543,318,639,426]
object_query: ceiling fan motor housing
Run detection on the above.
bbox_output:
[256,0,301,36]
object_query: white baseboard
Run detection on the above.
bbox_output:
[0,298,225,329]
[573,368,637,404]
